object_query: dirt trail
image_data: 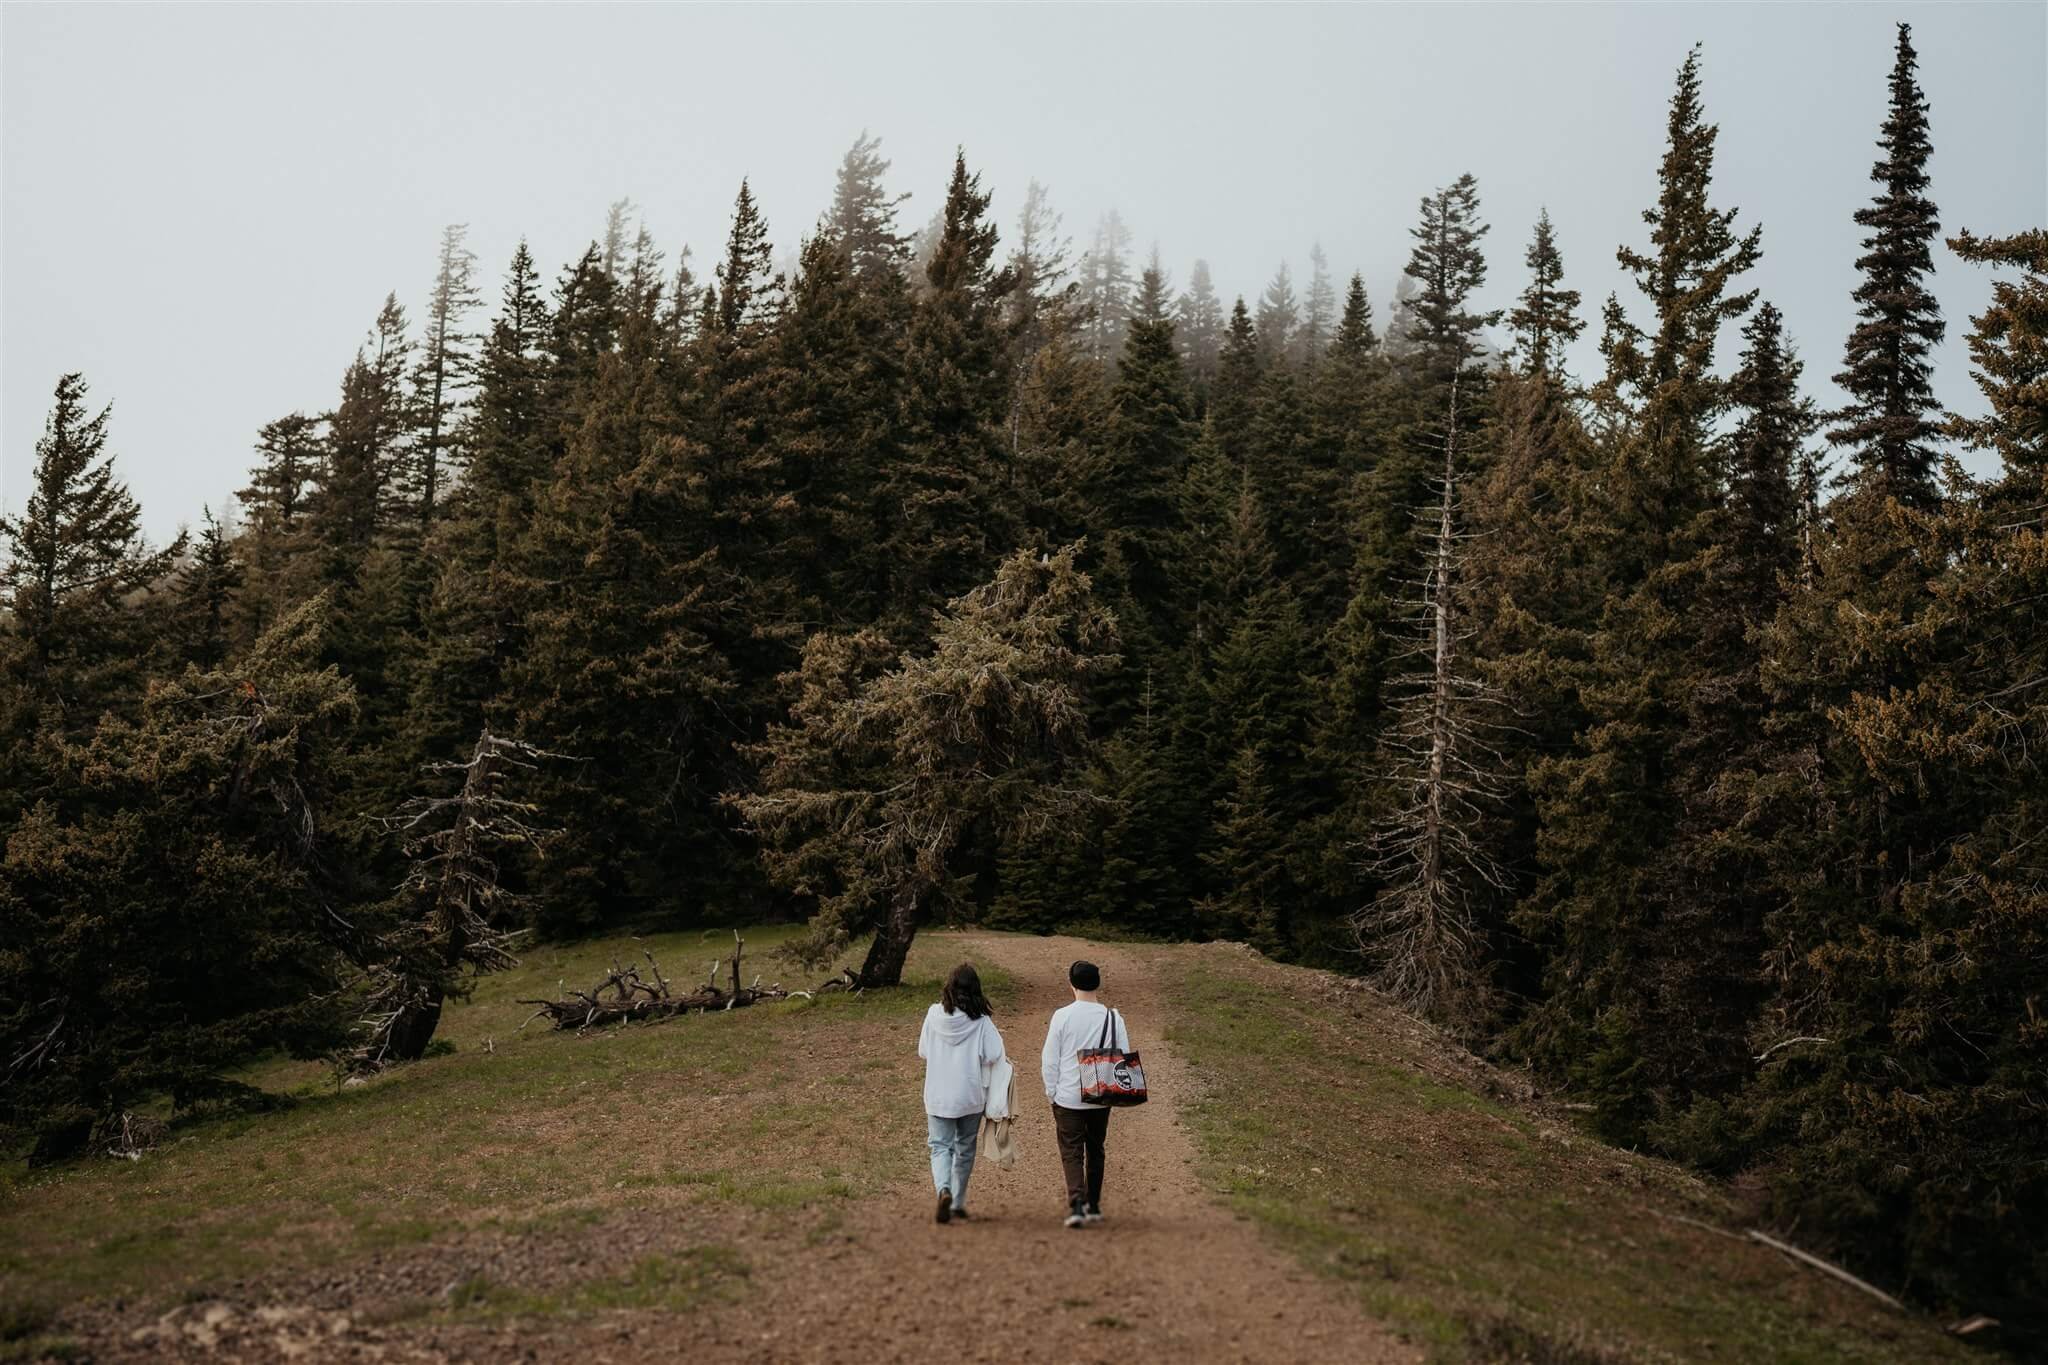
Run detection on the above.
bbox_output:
[719,933,1416,1364]
[61,934,1415,1363]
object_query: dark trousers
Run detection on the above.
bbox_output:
[1053,1104,1111,1209]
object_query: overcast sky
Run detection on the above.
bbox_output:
[4,3,2043,544]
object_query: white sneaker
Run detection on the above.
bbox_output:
[1064,1201,1087,1229]
[1083,1205,1104,1225]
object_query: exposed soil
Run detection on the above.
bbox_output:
[46,933,1413,1363]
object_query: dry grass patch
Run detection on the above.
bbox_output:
[1164,948,1970,1365]
[0,926,998,1320]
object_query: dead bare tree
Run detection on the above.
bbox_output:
[350,729,565,1070]
[1356,368,1514,1021]
[517,931,798,1031]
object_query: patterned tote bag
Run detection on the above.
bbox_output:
[1077,1007,1148,1107]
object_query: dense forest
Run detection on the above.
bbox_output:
[3,27,2042,1336]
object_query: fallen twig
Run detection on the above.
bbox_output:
[1748,1230,1905,1312]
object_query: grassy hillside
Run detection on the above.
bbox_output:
[0,926,965,1350]
[1166,948,1971,1364]
[0,928,1983,1363]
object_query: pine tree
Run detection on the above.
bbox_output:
[1175,259,1225,388]
[1622,302,1814,1132]
[1079,210,1135,363]
[1100,264,1193,650]
[1298,243,1339,365]
[507,288,736,931]
[1736,236,2047,1327]
[713,179,784,335]
[825,130,912,281]
[1198,743,1292,953]
[543,245,621,461]
[1947,228,2047,488]
[771,231,910,629]
[1209,298,1263,456]
[600,197,637,281]
[238,412,320,540]
[0,374,184,743]
[1334,273,1377,355]
[1012,320,1107,554]
[1083,676,1192,936]
[234,412,324,639]
[310,295,414,559]
[166,507,244,671]
[1595,46,1763,555]
[1350,176,1501,719]
[460,241,554,546]
[0,596,359,1162]
[1518,54,1771,1130]
[1828,24,1945,506]
[1255,261,1300,368]
[1399,175,1498,382]
[883,151,1020,628]
[1508,209,1584,376]
[412,224,482,532]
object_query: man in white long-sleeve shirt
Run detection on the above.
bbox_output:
[1040,959,1129,1229]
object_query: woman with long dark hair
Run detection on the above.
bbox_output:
[917,963,1006,1223]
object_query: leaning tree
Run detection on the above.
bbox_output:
[351,728,564,1068]
[728,543,1118,987]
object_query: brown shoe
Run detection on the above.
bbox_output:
[936,1189,953,1224]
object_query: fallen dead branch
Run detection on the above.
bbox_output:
[517,931,795,1032]
[1748,1229,1905,1312]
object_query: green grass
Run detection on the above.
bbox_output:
[0,926,991,1313]
[437,1247,749,1319]
[1165,960,1968,1365]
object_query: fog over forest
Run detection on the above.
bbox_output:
[2,3,2042,540]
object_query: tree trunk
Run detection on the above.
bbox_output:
[381,985,447,1062]
[857,884,924,987]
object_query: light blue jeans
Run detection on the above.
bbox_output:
[927,1112,982,1211]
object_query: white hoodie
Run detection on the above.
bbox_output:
[918,1004,1006,1118]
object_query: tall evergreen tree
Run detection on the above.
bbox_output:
[1079,209,1135,363]
[309,295,414,558]
[883,150,1020,627]
[1594,46,1763,555]
[1738,233,2046,1330]
[1519,53,1770,1132]
[1209,298,1263,456]
[1175,259,1225,388]
[1298,243,1338,365]
[1508,209,1584,376]
[234,411,324,640]
[1099,264,1193,662]
[824,131,912,281]
[0,374,184,745]
[165,507,244,671]
[411,223,482,532]
[1255,261,1300,368]
[1828,23,1945,506]
[460,241,555,544]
